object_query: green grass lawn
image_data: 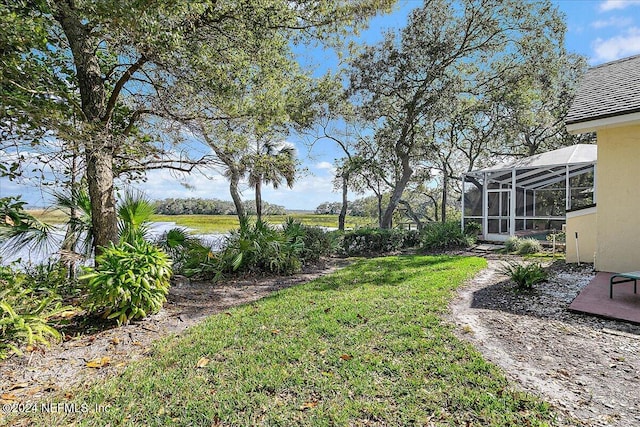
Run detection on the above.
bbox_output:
[25,255,560,427]
[29,211,374,233]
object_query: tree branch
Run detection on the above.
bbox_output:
[103,55,147,124]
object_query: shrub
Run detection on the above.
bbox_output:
[464,221,482,236]
[340,228,404,256]
[546,231,566,243]
[517,238,543,255]
[504,236,521,252]
[301,226,335,262]
[81,240,172,325]
[500,261,548,289]
[218,218,303,275]
[420,221,474,251]
[156,228,214,277]
[0,265,75,359]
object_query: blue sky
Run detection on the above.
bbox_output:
[2,0,640,210]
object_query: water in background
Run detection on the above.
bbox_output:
[0,222,228,267]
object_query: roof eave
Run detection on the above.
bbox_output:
[566,111,640,134]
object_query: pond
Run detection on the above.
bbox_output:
[0,222,228,267]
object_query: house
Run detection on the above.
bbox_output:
[565,54,640,272]
[461,144,596,243]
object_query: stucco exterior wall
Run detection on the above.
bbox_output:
[565,208,597,264]
[595,124,640,272]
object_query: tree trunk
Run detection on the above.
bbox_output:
[398,199,423,230]
[86,146,118,254]
[380,157,413,229]
[377,194,383,228]
[229,171,246,221]
[255,181,263,221]
[441,174,448,223]
[54,2,118,256]
[338,173,348,231]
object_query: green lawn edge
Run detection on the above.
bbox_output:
[21,255,561,427]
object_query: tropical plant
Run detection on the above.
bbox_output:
[245,141,297,221]
[218,218,304,275]
[0,196,52,255]
[504,236,521,253]
[420,221,475,251]
[81,239,172,325]
[117,190,155,245]
[156,228,215,278]
[54,187,94,258]
[500,262,548,289]
[0,265,76,359]
[517,238,543,255]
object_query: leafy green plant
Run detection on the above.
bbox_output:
[339,228,420,256]
[517,237,543,255]
[300,225,336,262]
[464,221,482,236]
[504,236,521,252]
[219,218,303,275]
[81,239,172,325]
[546,231,566,243]
[118,190,155,245]
[500,262,548,289]
[420,221,474,251]
[0,265,75,359]
[156,228,215,278]
[0,196,52,254]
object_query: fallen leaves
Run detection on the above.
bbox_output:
[299,401,318,411]
[7,383,29,391]
[196,357,210,368]
[0,393,17,402]
[86,356,110,369]
[339,354,353,361]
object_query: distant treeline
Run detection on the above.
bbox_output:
[315,198,375,217]
[154,198,286,215]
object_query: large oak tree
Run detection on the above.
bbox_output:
[347,0,570,229]
[1,0,392,254]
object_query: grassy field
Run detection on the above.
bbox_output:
[29,210,375,233]
[24,255,560,427]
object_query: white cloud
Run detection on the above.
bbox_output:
[133,166,342,211]
[591,16,633,28]
[315,161,334,170]
[592,27,640,62]
[599,0,640,11]
[128,168,231,201]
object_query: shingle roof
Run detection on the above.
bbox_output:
[565,54,640,125]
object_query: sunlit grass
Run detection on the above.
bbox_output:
[24,255,561,427]
[30,210,376,233]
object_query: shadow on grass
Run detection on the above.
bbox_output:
[309,254,460,292]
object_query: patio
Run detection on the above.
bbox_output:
[569,272,640,324]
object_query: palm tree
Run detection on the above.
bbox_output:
[245,141,296,221]
[55,187,94,258]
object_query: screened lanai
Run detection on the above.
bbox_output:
[462,144,597,242]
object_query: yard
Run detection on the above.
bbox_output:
[5,255,562,426]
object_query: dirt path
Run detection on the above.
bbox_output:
[0,259,351,405]
[449,256,640,427]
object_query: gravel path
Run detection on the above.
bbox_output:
[449,256,640,427]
